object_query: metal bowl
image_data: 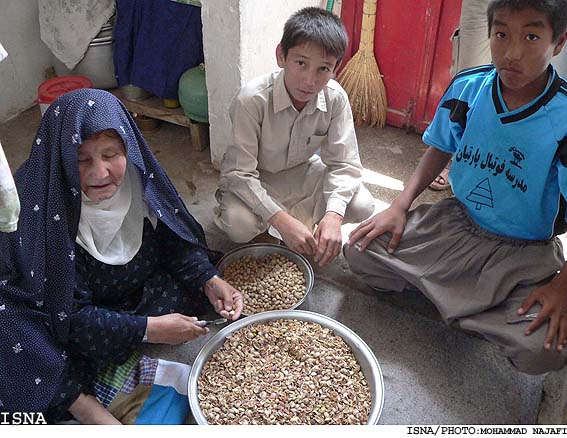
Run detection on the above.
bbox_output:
[188,310,384,424]
[216,243,314,315]
[120,84,152,101]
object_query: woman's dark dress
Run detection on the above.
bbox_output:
[51,218,218,416]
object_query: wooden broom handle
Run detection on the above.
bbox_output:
[360,0,378,52]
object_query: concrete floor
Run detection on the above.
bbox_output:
[0,106,546,424]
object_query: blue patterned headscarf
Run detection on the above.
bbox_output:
[0,89,219,414]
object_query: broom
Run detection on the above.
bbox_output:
[337,0,387,128]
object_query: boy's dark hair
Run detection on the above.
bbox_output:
[487,0,567,42]
[280,7,348,65]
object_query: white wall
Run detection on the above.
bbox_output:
[0,1,52,122]
[201,0,242,169]
[203,0,329,168]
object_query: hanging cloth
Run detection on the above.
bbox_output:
[38,0,115,70]
[113,0,204,99]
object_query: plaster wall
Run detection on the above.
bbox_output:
[239,0,322,83]
[0,1,52,122]
[203,0,328,168]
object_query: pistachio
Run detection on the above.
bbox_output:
[222,254,307,314]
[197,319,371,425]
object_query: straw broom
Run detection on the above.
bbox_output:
[338,0,387,128]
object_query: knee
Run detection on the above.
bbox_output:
[344,185,375,224]
[343,242,367,275]
[508,344,567,375]
[343,242,405,292]
[343,242,356,261]
[215,192,265,243]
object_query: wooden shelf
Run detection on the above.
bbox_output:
[110,88,209,151]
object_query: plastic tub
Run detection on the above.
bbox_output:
[37,76,93,116]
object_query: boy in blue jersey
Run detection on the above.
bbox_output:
[345,0,567,374]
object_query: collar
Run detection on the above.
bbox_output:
[273,69,328,114]
[492,64,561,124]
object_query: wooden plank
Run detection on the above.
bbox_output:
[189,121,209,152]
[110,89,193,128]
[110,88,210,151]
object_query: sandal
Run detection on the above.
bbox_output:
[429,163,451,191]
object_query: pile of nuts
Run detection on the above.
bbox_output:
[197,319,372,425]
[222,253,306,314]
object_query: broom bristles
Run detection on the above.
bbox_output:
[338,49,387,128]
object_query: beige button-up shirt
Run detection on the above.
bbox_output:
[219,69,363,222]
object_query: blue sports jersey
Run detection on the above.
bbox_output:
[423,64,567,240]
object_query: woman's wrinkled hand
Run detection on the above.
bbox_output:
[347,204,408,253]
[203,276,243,320]
[146,314,209,345]
[518,278,567,351]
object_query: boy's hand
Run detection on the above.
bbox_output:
[313,212,343,267]
[347,203,407,252]
[518,275,567,351]
[269,211,317,255]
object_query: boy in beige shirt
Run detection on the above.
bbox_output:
[214,7,374,267]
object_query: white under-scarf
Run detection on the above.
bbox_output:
[76,163,157,265]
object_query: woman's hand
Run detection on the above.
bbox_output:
[313,212,343,267]
[203,276,243,320]
[347,203,408,253]
[146,314,209,344]
[68,393,121,425]
[518,275,567,351]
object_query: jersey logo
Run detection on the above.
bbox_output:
[466,177,494,210]
[508,147,525,169]
[441,99,469,129]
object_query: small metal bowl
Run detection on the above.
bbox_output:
[120,84,152,101]
[216,243,314,315]
[188,310,384,424]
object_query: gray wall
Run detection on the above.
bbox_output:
[0,1,52,122]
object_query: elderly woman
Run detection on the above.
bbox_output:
[0,89,243,424]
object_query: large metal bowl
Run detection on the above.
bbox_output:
[216,244,314,314]
[188,310,384,425]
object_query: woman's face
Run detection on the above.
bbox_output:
[78,130,127,202]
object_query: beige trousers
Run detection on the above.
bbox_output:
[344,198,567,375]
[214,156,375,243]
[450,0,491,77]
